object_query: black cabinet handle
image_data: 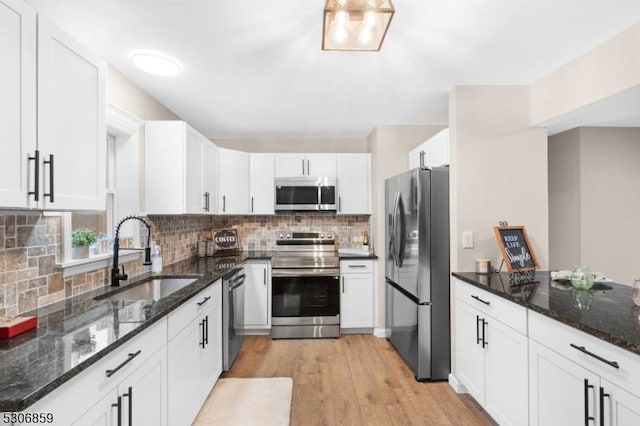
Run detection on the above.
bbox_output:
[43,154,54,202]
[599,386,610,426]
[204,315,209,346]
[338,196,341,212]
[263,268,267,286]
[112,395,122,426]
[106,350,142,378]
[199,320,205,348]
[251,196,254,213]
[28,150,40,201]
[307,159,310,175]
[301,159,305,175]
[570,344,620,369]
[584,379,595,425]
[197,296,211,306]
[348,265,367,268]
[222,195,226,212]
[481,319,488,348]
[122,386,133,426]
[476,315,482,345]
[471,295,490,306]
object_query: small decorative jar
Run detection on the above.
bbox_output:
[631,278,640,306]
[570,265,594,290]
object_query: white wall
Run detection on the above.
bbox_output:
[549,127,640,285]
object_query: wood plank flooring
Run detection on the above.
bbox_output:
[222,335,496,425]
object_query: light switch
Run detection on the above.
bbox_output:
[462,231,474,249]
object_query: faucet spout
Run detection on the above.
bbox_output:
[111,215,153,287]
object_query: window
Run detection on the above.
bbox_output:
[56,106,143,276]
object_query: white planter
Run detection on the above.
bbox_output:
[72,245,89,259]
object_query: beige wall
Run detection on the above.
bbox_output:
[368,124,446,329]
[450,86,549,273]
[213,138,368,153]
[530,23,640,127]
[549,127,640,285]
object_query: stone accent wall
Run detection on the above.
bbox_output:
[0,212,370,315]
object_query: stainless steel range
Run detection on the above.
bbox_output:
[271,231,340,339]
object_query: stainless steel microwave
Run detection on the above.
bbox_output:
[274,177,337,211]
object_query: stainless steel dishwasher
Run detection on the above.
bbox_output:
[222,266,246,371]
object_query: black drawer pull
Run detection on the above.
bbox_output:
[570,344,619,369]
[348,265,367,268]
[471,295,490,305]
[106,350,142,378]
[197,296,211,306]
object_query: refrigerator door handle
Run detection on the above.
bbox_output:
[396,193,407,267]
[391,192,400,267]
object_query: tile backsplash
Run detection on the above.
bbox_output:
[0,212,370,315]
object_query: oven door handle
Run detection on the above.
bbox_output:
[272,268,340,278]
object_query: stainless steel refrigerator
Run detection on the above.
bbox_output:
[385,166,450,381]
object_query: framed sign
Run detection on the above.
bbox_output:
[493,225,540,273]
[212,229,238,251]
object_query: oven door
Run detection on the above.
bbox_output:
[271,269,340,319]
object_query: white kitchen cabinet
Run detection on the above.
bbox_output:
[249,153,275,214]
[408,128,449,169]
[454,279,528,426]
[340,260,375,330]
[37,15,106,210]
[243,261,271,332]
[604,378,640,426]
[218,148,249,214]
[336,153,371,214]
[167,281,222,426]
[71,388,118,426]
[145,121,217,214]
[274,153,336,178]
[0,0,37,209]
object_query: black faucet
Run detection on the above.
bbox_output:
[111,215,153,287]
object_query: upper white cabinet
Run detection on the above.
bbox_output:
[409,128,449,169]
[249,153,275,214]
[145,121,217,215]
[0,0,36,209]
[0,1,106,211]
[337,153,371,214]
[275,153,336,178]
[218,148,249,214]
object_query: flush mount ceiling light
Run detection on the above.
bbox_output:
[322,0,394,51]
[131,53,182,76]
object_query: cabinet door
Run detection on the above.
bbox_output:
[71,389,118,426]
[249,153,275,214]
[529,339,600,426]
[201,296,223,399]
[340,273,374,329]
[454,300,486,405]
[168,320,201,426]
[37,17,106,210]
[202,141,218,213]
[244,262,270,329]
[306,153,336,177]
[274,153,306,177]
[337,153,370,214]
[184,127,205,214]
[484,317,528,426]
[121,348,167,426]
[0,0,36,209]
[599,379,640,426]
[218,148,249,214]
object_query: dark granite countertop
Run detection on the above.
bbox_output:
[0,251,272,411]
[452,271,640,357]
[338,253,378,260]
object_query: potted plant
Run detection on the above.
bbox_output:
[71,228,97,259]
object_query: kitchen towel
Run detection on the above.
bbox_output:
[193,377,293,426]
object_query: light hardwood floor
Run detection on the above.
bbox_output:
[222,335,495,425]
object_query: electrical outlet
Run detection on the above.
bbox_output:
[462,231,474,249]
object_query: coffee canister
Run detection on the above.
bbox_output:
[475,258,491,274]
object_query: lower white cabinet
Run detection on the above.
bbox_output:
[454,279,528,426]
[339,260,375,330]
[167,281,222,426]
[243,261,271,331]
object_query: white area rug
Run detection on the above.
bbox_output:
[193,377,293,426]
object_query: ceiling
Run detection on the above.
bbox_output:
[24,0,640,139]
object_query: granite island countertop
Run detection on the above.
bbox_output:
[0,251,272,412]
[452,271,640,357]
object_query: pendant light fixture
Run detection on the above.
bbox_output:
[322,0,395,51]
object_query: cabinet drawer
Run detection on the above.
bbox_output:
[529,310,640,397]
[168,281,221,340]
[340,260,374,274]
[455,279,527,334]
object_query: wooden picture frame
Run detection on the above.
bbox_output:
[493,225,540,273]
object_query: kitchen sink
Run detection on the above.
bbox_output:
[95,276,201,302]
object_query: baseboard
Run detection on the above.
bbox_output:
[448,373,468,394]
[373,327,390,338]
[340,328,374,335]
